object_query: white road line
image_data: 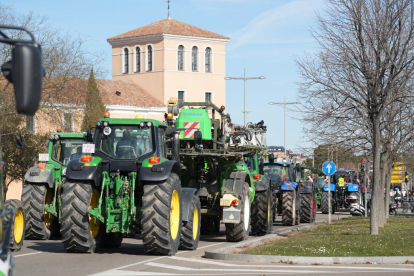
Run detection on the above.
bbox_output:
[90,242,224,275]
[14,252,43,258]
[169,256,414,271]
[144,262,337,273]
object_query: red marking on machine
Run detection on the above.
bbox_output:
[184,122,200,138]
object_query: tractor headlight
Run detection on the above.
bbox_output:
[140,122,145,127]
[63,168,67,175]
[54,135,60,140]
[103,121,108,127]
[96,121,102,127]
[147,122,152,127]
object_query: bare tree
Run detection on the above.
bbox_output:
[296,0,414,234]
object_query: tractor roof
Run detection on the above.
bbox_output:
[98,117,167,127]
[264,162,294,166]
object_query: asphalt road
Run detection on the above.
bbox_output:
[15,212,414,276]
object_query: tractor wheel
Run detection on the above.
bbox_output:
[101,233,123,249]
[201,216,215,235]
[282,190,296,226]
[60,181,103,253]
[300,193,316,223]
[214,216,220,233]
[322,192,335,214]
[225,183,250,242]
[142,173,182,255]
[179,195,201,250]
[22,183,56,240]
[4,199,25,251]
[251,188,273,236]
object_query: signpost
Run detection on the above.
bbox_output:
[322,161,336,224]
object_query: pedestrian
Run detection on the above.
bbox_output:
[394,188,402,208]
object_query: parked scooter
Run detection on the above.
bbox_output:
[350,202,365,216]
[389,203,398,216]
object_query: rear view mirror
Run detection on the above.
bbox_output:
[85,129,94,142]
[15,134,24,148]
[0,25,44,116]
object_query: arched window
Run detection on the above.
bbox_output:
[178,45,184,70]
[124,48,129,73]
[147,45,153,71]
[205,47,211,72]
[136,47,141,72]
[192,46,198,71]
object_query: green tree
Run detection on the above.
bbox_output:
[81,68,106,131]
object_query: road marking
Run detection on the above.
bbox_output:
[169,257,414,271]
[90,242,224,276]
[14,252,43,258]
[145,262,337,273]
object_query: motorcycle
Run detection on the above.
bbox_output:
[350,202,365,216]
[389,202,398,216]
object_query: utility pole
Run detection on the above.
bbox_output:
[269,96,300,156]
[225,69,265,126]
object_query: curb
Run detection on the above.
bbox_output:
[205,219,414,265]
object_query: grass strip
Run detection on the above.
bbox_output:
[241,217,414,257]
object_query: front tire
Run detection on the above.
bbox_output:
[142,173,182,255]
[22,183,56,240]
[282,190,296,226]
[179,195,201,250]
[60,182,103,253]
[251,188,273,236]
[300,192,316,223]
[225,183,251,242]
[4,199,25,251]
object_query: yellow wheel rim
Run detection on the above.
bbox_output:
[44,189,53,228]
[268,196,271,225]
[193,206,199,240]
[89,189,100,238]
[170,190,180,240]
[14,209,24,244]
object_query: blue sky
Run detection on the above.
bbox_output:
[6,0,324,154]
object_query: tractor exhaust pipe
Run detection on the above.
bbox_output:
[173,132,180,162]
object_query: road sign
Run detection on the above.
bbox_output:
[322,161,336,176]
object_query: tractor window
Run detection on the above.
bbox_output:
[158,128,166,159]
[316,178,326,189]
[52,138,85,165]
[99,125,153,159]
[243,155,255,172]
[264,164,283,184]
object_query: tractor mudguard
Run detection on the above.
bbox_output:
[323,184,336,192]
[181,188,197,222]
[254,176,270,192]
[139,160,180,182]
[347,184,359,192]
[300,181,313,194]
[66,160,102,186]
[280,181,298,191]
[222,171,249,195]
[24,166,54,188]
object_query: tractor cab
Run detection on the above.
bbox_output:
[263,162,296,190]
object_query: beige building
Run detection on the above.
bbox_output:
[107,18,230,107]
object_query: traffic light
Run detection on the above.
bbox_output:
[405,172,408,183]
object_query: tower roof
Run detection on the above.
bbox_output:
[107,18,230,41]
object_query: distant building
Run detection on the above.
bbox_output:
[107,18,230,107]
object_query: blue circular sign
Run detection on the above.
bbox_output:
[322,161,336,176]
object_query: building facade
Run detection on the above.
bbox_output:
[107,18,230,107]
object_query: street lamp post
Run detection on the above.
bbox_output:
[269,96,300,157]
[225,68,265,126]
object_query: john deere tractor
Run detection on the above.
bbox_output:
[166,99,272,241]
[60,114,199,255]
[23,129,88,239]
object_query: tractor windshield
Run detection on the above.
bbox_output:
[316,178,326,189]
[264,164,291,184]
[99,125,153,159]
[52,138,85,165]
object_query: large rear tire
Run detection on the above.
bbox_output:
[22,183,56,240]
[4,199,25,251]
[225,183,251,242]
[321,192,332,214]
[179,195,201,250]
[60,182,103,253]
[300,193,315,223]
[142,173,182,255]
[282,190,296,226]
[251,188,273,236]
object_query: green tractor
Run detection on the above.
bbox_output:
[60,114,199,255]
[315,176,326,209]
[167,99,272,241]
[23,130,88,239]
